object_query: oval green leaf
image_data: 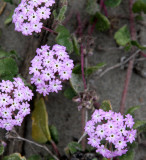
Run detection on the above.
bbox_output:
[105,0,121,8]
[49,125,59,144]
[64,87,77,100]
[70,73,84,94]
[93,12,110,31]
[0,57,18,81]
[3,153,26,160]
[0,143,4,155]
[32,97,51,143]
[119,150,135,160]
[133,120,146,129]
[126,106,140,116]
[55,25,73,53]
[114,25,131,46]
[100,100,112,111]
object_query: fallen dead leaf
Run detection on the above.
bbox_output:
[139,97,143,103]
[0,1,7,16]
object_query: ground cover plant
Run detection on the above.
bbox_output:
[0,0,146,160]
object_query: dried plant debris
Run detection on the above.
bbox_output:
[0,1,6,16]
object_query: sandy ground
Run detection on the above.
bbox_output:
[0,0,146,159]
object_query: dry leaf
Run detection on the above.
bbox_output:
[0,1,7,16]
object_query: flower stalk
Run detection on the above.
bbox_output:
[119,0,136,114]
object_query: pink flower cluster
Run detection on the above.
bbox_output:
[29,44,74,96]
[12,0,55,35]
[0,78,33,131]
[85,109,136,158]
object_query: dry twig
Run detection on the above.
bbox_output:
[6,130,59,160]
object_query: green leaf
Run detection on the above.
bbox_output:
[72,64,81,74]
[124,43,132,51]
[86,146,95,152]
[86,0,100,15]
[4,10,14,25]
[3,153,26,160]
[0,48,12,58]
[55,25,70,39]
[57,5,67,21]
[126,106,140,116]
[64,87,77,100]
[9,50,20,59]
[114,25,131,46]
[72,63,106,76]
[131,40,146,50]
[28,155,41,160]
[85,62,106,76]
[0,57,18,80]
[49,125,59,144]
[32,98,51,143]
[70,73,84,94]
[56,37,73,53]
[93,12,110,31]
[105,0,121,8]
[102,158,108,160]
[72,34,80,56]
[100,100,112,111]
[55,25,73,53]
[0,48,19,59]
[0,143,4,155]
[119,150,135,160]
[67,141,82,154]
[4,0,13,4]
[132,0,146,13]
[53,10,57,19]
[136,123,146,133]
[45,156,55,160]
[135,15,143,21]
[127,141,138,149]
[133,120,146,129]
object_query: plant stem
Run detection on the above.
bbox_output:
[81,44,87,89]
[98,50,140,78]
[119,0,136,114]
[81,44,87,150]
[76,13,87,150]
[42,26,58,35]
[6,131,59,160]
[100,0,108,17]
[129,0,136,40]
[140,51,146,58]
[78,132,87,144]
[88,19,97,35]
[50,140,61,158]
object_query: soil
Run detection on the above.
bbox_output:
[0,0,146,159]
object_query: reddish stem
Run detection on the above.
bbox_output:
[88,19,97,35]
[42,26,58,35]
[76,13,87,88]
[76,13,87,89]
[50,140,61,158]
[81,44,87,150]
[119,0,136,114]
[76,13,82,37]
[81,44,87,89]
[140,51,146,58]
[120,59,135,114]
[129,0,136,40]
[81,105,86,150]
[76,13,87,150]
[100,0,108,17]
